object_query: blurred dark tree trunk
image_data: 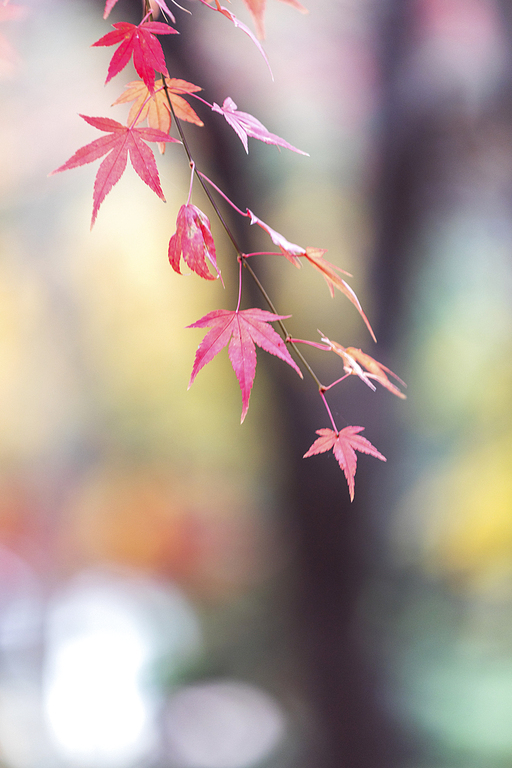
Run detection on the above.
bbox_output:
[160,4,418,766]
[89,0,457,766]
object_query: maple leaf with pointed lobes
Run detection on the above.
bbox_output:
[113,78,203,154]
[323,338,407,398]
[242,0,308,39]
[104,0,176,22]
[50,115,179,228]
[91,19,178,94]
[304,427,386,501]
[169,204,221,281]
[188,309,302,423]
[212,97,308,155]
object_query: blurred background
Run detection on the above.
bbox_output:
[1,0,512,766]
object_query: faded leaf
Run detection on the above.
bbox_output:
[113,78,203,153]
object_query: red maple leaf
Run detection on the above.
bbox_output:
[188,308,302,423]
[50,115,179,227]
[91,19,178,93]
[212,97,308,155]
[242,0,308,39]
[303,427,386,501]
[169,204,221,281]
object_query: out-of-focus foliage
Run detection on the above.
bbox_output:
[0,0,512,766]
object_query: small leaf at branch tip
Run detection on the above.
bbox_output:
[169,204,222,282]
[303,426,386,501]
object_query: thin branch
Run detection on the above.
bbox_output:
[162,79,325,391]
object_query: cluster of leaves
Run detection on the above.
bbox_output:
[50,0,406,501]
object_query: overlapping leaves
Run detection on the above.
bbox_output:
[113,78,203,153]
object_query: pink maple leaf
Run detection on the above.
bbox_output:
[242,0,308,39]
[212,97,308,155]
[103,0,176,22]
[92,18,178,93]
[303,427,386,501]
[188,308,302,423]
[169,204,221,281]
[50,115,179,227]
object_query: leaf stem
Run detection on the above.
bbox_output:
[187,161,195,204]
[163,81,242,256]
[197,171,249,218]
[319,390,338,434]
[323,373,351,391]
[236,257,243,312]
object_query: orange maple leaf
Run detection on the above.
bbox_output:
[113,78,203,154]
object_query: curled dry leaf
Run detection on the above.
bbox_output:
[303,248,376,342]
[244,212,375,340]
[323,338,406,398]
[247,209,305,265]
[169,204,221,281]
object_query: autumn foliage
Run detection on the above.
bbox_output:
[48,0,406,501]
